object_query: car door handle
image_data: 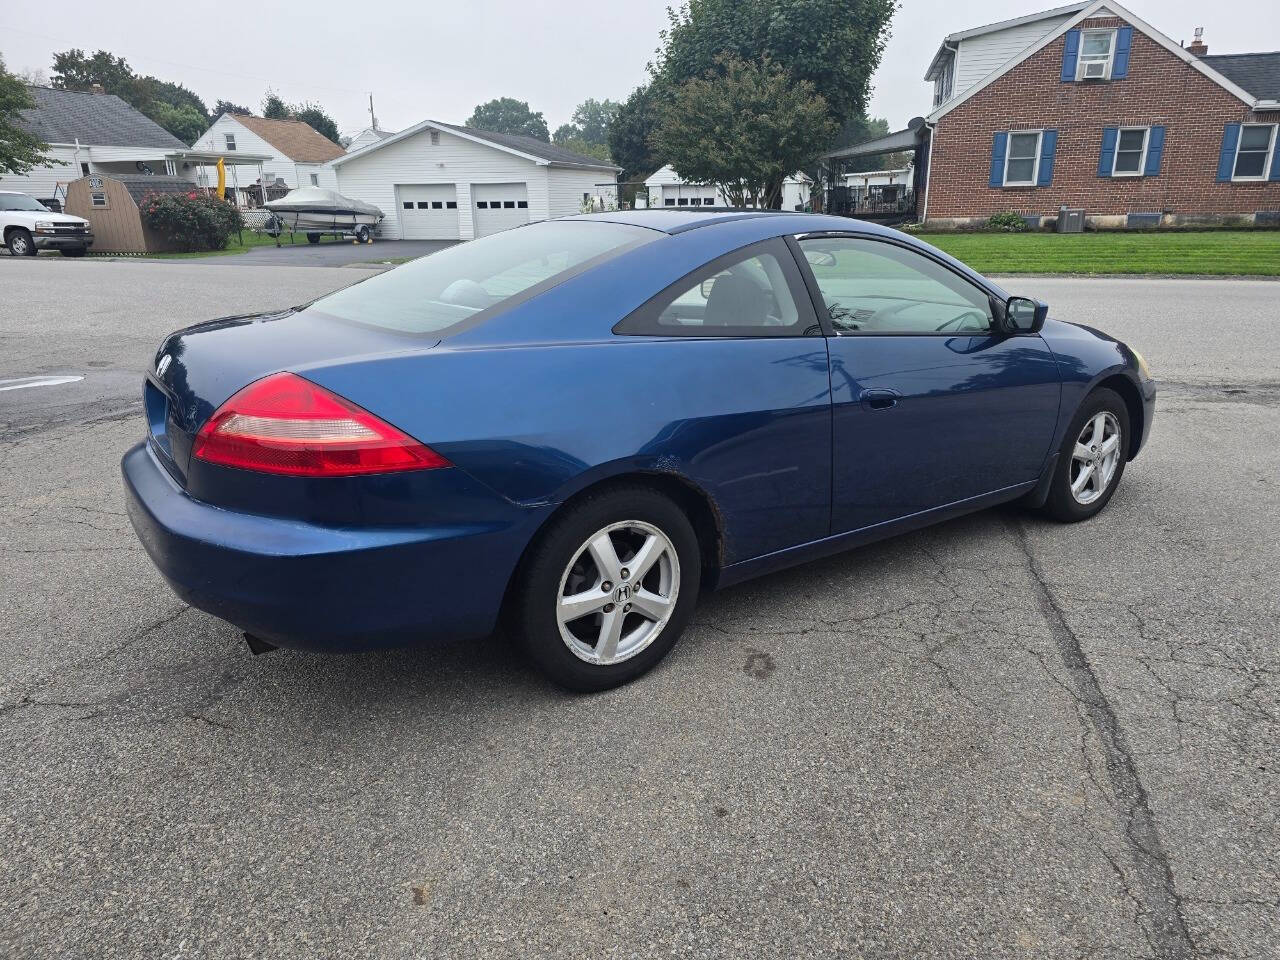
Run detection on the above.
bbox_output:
[860,388,902,410]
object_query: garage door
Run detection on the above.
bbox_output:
[396,184,459,240]
[660,184,718,208]
[472,183,530,238]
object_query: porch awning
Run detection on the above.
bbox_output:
[823,124,924,160]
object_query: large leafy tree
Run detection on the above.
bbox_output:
[465,98,549,142]
[652,57,836,208]
[654,0,894,127]
[831,115,910,172]
[262,91,291,120]
[607,84,661,183]
[552,98,618,150]
[0,57,60,176]
[51,49,211,145]
[259,92,341,144]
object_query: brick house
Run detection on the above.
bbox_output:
[835,1,1280,228]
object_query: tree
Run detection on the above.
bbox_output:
[831,115,909,173]
[552,98,618,150]
[653,0,895,128]
[652,57,836,208]
[15,67,48,86]
[262,91,290,120]
[465,98,549,141]
[0,57,60,176]
[291,103,340,144]
[50,49,210,145]
[607,84,660,183]
[213,99,253,117]
[552,136,611,163]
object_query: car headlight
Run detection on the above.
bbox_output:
[1132,348,1152,381]
[35,220,56,231]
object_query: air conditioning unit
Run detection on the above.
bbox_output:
[1080,60,1110,80]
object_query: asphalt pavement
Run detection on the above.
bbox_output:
[1,258,1277,959]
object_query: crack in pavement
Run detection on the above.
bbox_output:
[1006,517,1196,960]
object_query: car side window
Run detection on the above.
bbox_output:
[797,237,995,335]
[615,240,814,337]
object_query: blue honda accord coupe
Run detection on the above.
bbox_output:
[123,210,1155,690]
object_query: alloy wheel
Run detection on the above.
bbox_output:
[556,520,680,666]
[1070,411,1122,505]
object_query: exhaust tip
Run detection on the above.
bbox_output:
[244,632,277,656]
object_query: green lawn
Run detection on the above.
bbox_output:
[89,229,345,260]
[915,230,1280,276]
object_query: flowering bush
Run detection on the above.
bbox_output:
[139,192,244,251]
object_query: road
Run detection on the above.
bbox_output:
[1,258,1277,959]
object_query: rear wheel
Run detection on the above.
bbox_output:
[1041,387,1130,522]
[512,486,701,691]
[355,225,371,244]
[7,229,36,256]
[306,232,321,244]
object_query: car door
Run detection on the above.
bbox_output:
[792,234,1061,534]
[613,238,831,562]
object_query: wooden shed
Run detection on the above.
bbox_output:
[63,174,194,253]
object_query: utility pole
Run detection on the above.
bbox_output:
[368,94,378,132]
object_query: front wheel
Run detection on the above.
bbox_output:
[7,229,36,256]
[1040,387,1130,522]
[511,486,701,691]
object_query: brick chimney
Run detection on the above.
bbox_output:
[1188,27,1208,57]
[90,83,106,95]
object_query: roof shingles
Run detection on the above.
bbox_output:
[17,87,189,150]
[1200,52,1280,101]
[230,115,345,163]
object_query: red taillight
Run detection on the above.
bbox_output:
[192,372,449,477]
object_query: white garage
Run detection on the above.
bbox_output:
[472,182,530,237]
[396,183,460,239]
[331,119,620,241]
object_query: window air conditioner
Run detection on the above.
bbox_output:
[1081,60,1109,80]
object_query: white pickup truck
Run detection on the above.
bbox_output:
[1,191,94,257]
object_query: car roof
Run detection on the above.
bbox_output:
[567,208,907,238]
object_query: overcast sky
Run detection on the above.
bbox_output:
[3,0,1278,140]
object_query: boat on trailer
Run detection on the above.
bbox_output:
[264,188,384,243]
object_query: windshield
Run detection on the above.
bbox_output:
[0,194,50,212]
[305,220,656,335]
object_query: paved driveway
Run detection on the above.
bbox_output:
[1,260,1277,959]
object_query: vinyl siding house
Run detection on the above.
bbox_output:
[345,127,396,153]
[1,87,205,205]
[331,120,620,240]
[835,1,1279,228]
[193,114,344,200]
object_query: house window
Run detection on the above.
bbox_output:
[403,202,413,209]
[430,131,440,145]
[309,173,319,186]
[80,162,90,176]
[1004,131,1043,186]
[664,198,675,206]
[91,192,108,208]
[1113,127,1149,176]
[706,197,716,205]
[225,133,237,151]
[417,202,430,209]
[446,201,457,209]
[690,197,702,206]
[432,201,443,209]
[1077,29,1116,80]
[517,200,527,208]
[477,201,488,208]
[503,200,515,208]
[1233,124,1277,181]
[677,197,689,205]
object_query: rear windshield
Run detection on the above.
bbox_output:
[304,220,655,335]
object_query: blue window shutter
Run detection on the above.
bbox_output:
[990,132,1008,187]
[1037,130,1058,186]
[1098,127,1118,177]
[1270,130,1280,181]
[1061,29,1081,81]
[1144,126,1165,176]
[1217,124,1241,182]
[1113,27,1133,78]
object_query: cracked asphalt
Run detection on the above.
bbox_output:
[1,259,1277,959]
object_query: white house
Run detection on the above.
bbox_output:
[2,87,259,205]
[643,165,814,210]
[193,114,344,198]
[843,164,914,202]
[330,119,620,240]
[345,127,396,153]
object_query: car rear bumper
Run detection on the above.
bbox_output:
[121,441,529,652]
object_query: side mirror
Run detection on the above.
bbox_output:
[1005,296,1048,334]
[700,277,717,299]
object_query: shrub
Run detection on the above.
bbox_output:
[140,192,244,251]
[985,212,1029,232]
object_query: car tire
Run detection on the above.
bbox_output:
[1040,387,1130,523]
[511,485,701,692]
[306,232,321,244]
[7,228,36,256]
[60,247,87,257]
